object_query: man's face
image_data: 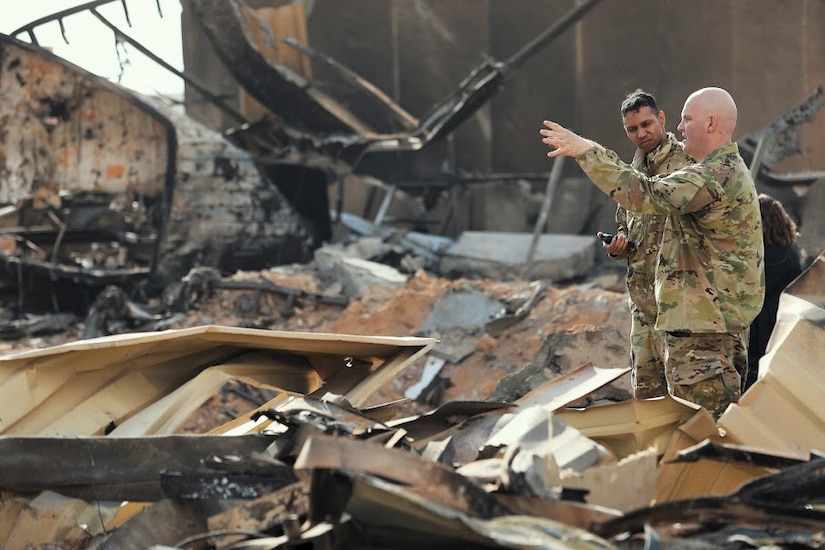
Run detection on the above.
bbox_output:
[622,106,667,153]
[677,96,706,160]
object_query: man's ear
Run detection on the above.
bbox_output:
[658,110,666,126]
[707,114,718,133]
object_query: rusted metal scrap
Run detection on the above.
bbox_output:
[186,0,405,137]
[0,34,317,310]
[162,266,348,313]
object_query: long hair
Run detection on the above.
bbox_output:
[759,193,799,247]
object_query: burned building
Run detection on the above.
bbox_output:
[0,34,317,312]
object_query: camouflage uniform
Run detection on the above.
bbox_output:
[577,142,765,418]
[609,134,692,399]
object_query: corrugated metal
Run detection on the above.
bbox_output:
[0,324,436,436]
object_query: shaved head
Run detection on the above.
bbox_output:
[678,87,738,160]
[687,87,738,135]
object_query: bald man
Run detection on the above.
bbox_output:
[540,87,764,419]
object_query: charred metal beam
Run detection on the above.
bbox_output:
[593,497,825,539]
[735,456,825,506]
[739,83,825,181]
[409,0,604,148]
[216,278,349,307]
[162,267,348,315]
[1,256,150,286]
[0,434,278,501]
[10,0,139,45]
[186,0,360,135]
[225,118,372,169]
[89,8,248,124]
[0,312,79,339]
[189,0,604,165]
[283,36,419,132]
[161,470,298,500]
[670,439,810,470]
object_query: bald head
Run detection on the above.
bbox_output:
[689,87,738,134]
[678,87,738,161]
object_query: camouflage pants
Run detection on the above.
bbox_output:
[664,331,749,419]
[630,307,667,399]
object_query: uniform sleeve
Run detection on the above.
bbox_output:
[577,145,718,215]
[615,204,628,232]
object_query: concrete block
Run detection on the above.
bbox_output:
[439,231,597,281]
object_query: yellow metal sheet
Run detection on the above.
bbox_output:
[554,395,699,460]
[0,325,435,436]
[655,409,773,503]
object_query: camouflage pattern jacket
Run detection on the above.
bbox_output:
[612,133,692,321]
[578,141,765,333]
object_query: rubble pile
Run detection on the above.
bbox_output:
[169,265,633,415]
[1,3,825,547]
[0,251,824,548]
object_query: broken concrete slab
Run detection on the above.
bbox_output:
[417,286,509,363]
[420,287,507,332]
[334,211,455,271]
[439,231,597,280]
[322,256,408,298]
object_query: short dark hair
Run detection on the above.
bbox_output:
[621,89,660,117]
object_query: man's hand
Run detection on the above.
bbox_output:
[540,120,595,158]
[598,231,629,257]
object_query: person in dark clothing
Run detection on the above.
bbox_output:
[745,193,803,390]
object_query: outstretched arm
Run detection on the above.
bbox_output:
[539,120,596,158]
[541,120,715,216]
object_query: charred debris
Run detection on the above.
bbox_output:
[2,2,825,549]
[0,254,825,548]
[2,0,823,342]
[0,0,602,328]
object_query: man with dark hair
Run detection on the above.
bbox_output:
[541,87,765,419]
[599,89,692,399]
